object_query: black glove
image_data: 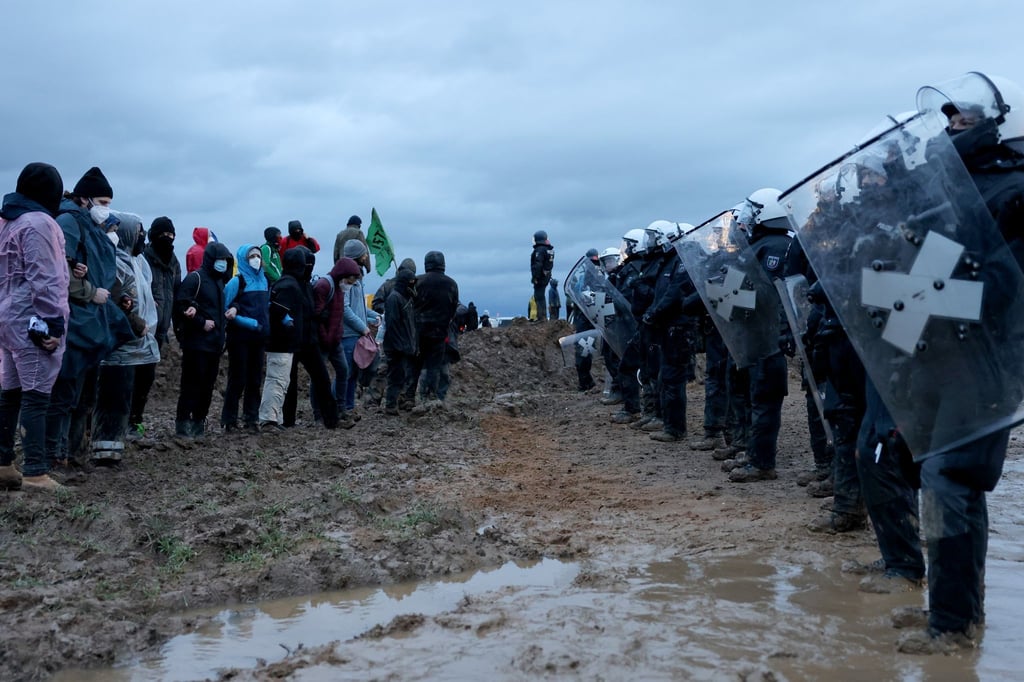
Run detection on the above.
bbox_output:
[779,333,797,358]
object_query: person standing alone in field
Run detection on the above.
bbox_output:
[530,230,554,322]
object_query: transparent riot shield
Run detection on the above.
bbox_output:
[781,112,1024,460]
[674,211,783,368]
[775,275,833,445]
[556,329,603,368]
[564,256,637,358]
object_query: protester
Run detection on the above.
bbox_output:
[131,216,180,436]
[220,244,270,433]
[333,214,369,269]
[0,163,69,491]
[415,250,459,403]
[173,241,232,438]
[280,220,320,257]
[340,240,381,412]
[547,278,561,320]
[382,269,418,415]
[313,256,362,428]
[257,226,283,284]
[185,227,215,273]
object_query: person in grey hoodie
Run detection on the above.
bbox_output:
[340,239,380,411]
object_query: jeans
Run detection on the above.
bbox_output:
[0,389,51,477]
[313,342,349,417]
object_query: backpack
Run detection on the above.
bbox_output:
[311,274,336,324]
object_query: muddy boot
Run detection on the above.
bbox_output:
[21,474,63,492]
[807,511,866,534]
[610,410,640,425]
[728,464,777,483]
[689,432,726,451]
[630,414,655,430]
[841,557,885,575]
[891,606,929,629]
[796,466,831,487]
[384,404,400,416]
[175,420,191,437]
[0,464,22,490]
[806,476,834,498]
[720,454,749,472]
[650,430,683,443]
[896,628,975,655]
[91,440,125,468]
[190,420,206,442]
[600,392,623,406]
[337,410,357,428]
[641,418,665,433]
[859,571,924,594]
[712,444,743,461]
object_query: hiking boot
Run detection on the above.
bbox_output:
[689,433,727,451]
[807,512,866,534]
[578,380,596,392]
[175,419,191,437]
[641,418,665,433]
[721,454,749,472]
[21,474,63,492]
[859,571,924,594]
[796,467,831,487]
[260,421,286,434]
[0,464,22,490]
[897,628,975,655]
[712,444,743,461]
[126,423,145,443]
[600,392,623,406]
[807,476,834,498]
[190,420,206,443]
[650,430,683,443]
[891,606,929,630]
[610,410,640,424]
[841,557,886,575]
[384,405,400,416]
[728,464,777,483]
[223,422,241,434]
[630,415,655,430]
[244,422,260,435]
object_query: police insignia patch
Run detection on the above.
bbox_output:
[766,255,780,271]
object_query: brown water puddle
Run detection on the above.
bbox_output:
[60,461,1024,681]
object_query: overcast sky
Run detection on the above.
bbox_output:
[3,1,1022,317]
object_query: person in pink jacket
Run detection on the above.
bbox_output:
[0,163,71,492]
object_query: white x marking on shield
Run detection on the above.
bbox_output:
[706,266,757,320]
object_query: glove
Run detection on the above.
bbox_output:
[779,334,797,358]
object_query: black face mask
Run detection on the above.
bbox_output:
[132,230,146,257]
[153,236,175,259]
[950,117,1001,159]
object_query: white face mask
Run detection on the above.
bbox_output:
[90,203,111,225]
[213,259,228,273]
[107,231,120,246]
[341,282,354,293]
[248,256,262,271]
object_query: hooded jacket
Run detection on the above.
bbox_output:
[383,270,418,355]
[104,215,160,366]
[223,243,270,343]
[315,257,361,349]
[415,250,459,338]
[333,226,369,265]
[0,192,70,351]
[185,227,213,273]
[56,197,134,372]
[174,242,232,353]
[372,257,417,314]
[143,241,182,345]
[267,247,313,353]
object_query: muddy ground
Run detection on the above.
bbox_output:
[1,319,1016,680]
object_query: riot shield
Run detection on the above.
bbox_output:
[775,275,833,445]
[556,329,603,368]
[564,256,637,358]
[674,211,783,368]
[781,113,1024,460]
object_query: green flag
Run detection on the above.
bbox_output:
[366,207,396,276]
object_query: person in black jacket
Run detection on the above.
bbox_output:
[414,250,459,402]
[383,269,418,415]
[275,247,338,429]
[530,230,554,321]
[173,241,232,437]
[130,216,181,436]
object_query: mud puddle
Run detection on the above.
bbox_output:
[57,463,1024,681]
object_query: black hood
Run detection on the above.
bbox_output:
[283,246,311,277]
[201,241,233,274]
[424,250,446,272]
[0,192,54,221]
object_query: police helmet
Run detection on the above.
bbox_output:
[918,72,1024,145]
[620,228,648,260]
[737,188,789,231]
